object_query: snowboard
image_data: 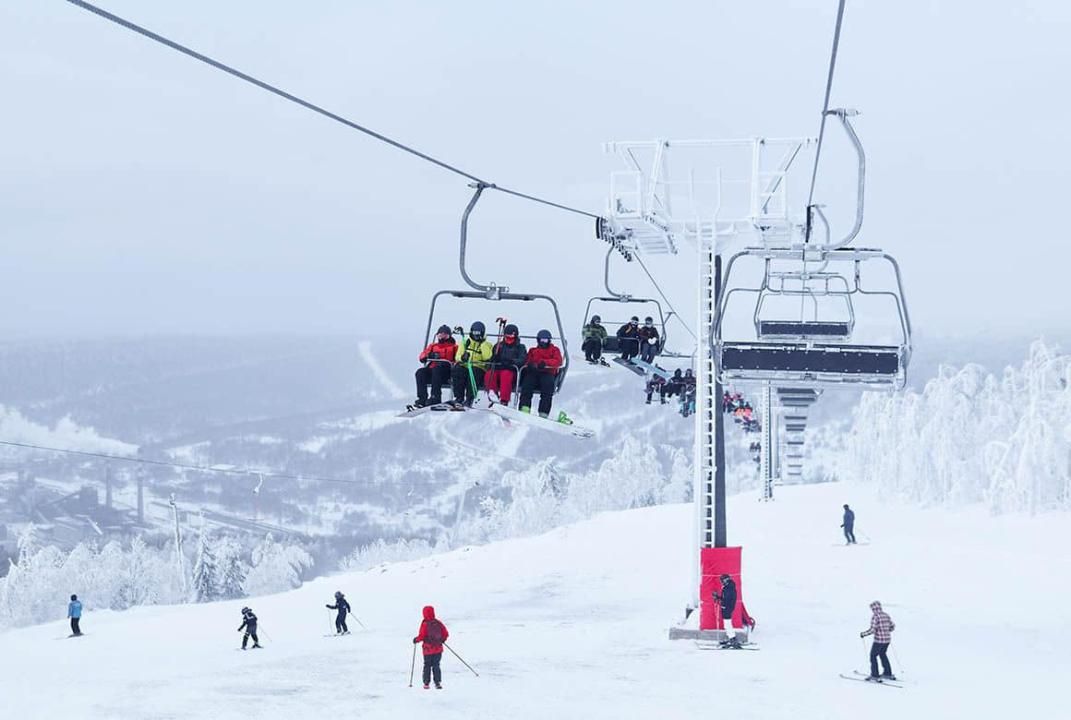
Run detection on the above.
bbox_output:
[397,401,466,418]
[839,673,902,688]
[611,357,646,376]
[632,360,671,379]
[482,403,595,439]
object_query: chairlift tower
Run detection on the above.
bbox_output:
[601,136,815,639]
[602,115,913,641]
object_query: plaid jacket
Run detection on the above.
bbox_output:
[862,602,895,643]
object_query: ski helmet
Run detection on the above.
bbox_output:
[436,324,451,337]
[241,607,251,614]
[674,369,683,377]
[504,323,519,337]
[685,368,694,376]
[629,316,639,324]
[470,321,486,340]
[70,594,77,601]
[591,314,601,324]
[720,573,731,582]
[335,591,343,598]
[536,329,552,346]
[644,316,654,326]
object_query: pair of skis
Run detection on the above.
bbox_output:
[839,670,904,688]
[398,400,594,439]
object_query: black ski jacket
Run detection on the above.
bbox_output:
[715,579,738,615]
[491,340,528,370]
[238,612,258,632]
[842,508,855,529]
[327,598,351,615]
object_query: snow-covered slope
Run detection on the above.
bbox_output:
[4,482,1065,720]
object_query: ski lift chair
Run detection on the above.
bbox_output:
[713,247,912,389]
[421,183,571,398]
[583,246,668,357]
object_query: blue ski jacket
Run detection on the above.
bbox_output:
[68,600,82,618]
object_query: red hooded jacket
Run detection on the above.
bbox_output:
[413,605,449,655]
[419,338,457,365]
[526,344,563,375]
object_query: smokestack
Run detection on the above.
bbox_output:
[137,469,144,523]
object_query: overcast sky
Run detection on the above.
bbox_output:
[1,1,1069,340]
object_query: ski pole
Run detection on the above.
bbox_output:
[408,644,417,687]
[258,625,273,643]
[443,642,479,677]
[891,645,906,675]
[349,610,367,630]
[328,609,335,634]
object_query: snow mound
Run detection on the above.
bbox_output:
[1,483,1066,719]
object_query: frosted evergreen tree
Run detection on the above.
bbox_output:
[214,535,248,600]
[243,533,313,597]
[191,530,220,603]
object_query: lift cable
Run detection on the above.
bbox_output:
[805,0,848,210]
[65,0,600,221]
[632,255,699,342]
[0,439,375,487]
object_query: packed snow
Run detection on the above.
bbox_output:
[2,482,1064,719]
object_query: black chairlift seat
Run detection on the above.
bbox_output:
[759,321,851,340]
[720,341,902,386]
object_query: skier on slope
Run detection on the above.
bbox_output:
[326,591,351,635]
[581,315,608,364]
[451,321,494,407]
[484,323,527,405]
[841,504,857,545]
[414,325,458,408]
[712,573,739,646]
[412,605,450,690]
[615,316,641,361]
[238,606,262,649]
[67,594,83,636]
[860,601,896,681]
[519,329,563,418]
[638,316,660,364]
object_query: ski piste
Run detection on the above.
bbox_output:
[839,673,903,688]
[483,402,595,438]
[611,357,646,376]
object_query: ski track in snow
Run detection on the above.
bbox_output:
[2,483,1067,720]
[358,341,407,401]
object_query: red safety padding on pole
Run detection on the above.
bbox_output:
[699,546,742,631]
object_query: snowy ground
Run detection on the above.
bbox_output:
[3,482,1067,720]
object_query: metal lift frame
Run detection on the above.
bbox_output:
[423,183,571,392]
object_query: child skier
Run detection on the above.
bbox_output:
[860,601,896,680]
[412,605,450,689]
[238,607,261,649]
[712,573,739,647]
[67,594,83,636]
[326,591,351,635]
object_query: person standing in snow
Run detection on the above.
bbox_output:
[412,605,449,689]
[67,594,83,636]
[860,601,896,680]
[238,607,261,649]
[326,591,351,635]
[712,573,738,643]
[841,504,857,545]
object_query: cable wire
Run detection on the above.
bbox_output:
[65,0,600,220]
[633,255,698,342]
[0,439,370,487]
[805,0,848,209]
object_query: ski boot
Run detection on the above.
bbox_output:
[423,683,430,690]
[520,406,531,414]
[557,410,574,425]
[435,683,443,690]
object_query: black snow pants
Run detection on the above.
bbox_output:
[450,365,485,406]
[422,652,443,685]
[520,370,556,416]
[335,611,348,634]
[619,337,639,361]
[70,617,81,635]
[869,642,892,677]
[844,525,856,544]
[415,363,452,404]
[582,337,603,361]
[242,627,259,649]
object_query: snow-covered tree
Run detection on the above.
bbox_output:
[191,530,220,603]
[242,533,313,597]
[214,535,248,600]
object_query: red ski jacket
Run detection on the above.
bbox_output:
[525,345,563,374]
[419,339,457,364]
[414,605,449,655]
